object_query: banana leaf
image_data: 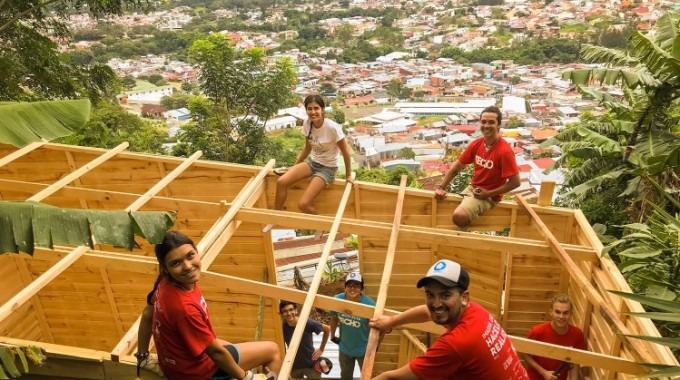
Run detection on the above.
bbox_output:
[0,99,91,147]
[0,201,176,255]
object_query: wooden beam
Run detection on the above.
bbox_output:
[100,268,125,337]
[13,255,54,343]
[0,178,221,211]
[126,150,202,211]
[65,151,89,211]
[514,194,650,369]
[42,142,259,174]
[537,180,556,206]
[28,142,129,202]
[362,175,407,379]
[0,337,163,380]
[0,246,90,323]
[111,160,274,359]
[278,178,354,380]
[236,208,599,261]
[0,141,44,168]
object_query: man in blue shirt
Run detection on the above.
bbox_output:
[329,272,378,380]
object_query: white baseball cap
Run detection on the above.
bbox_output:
[417,259,470,290]
[345,271,363,285]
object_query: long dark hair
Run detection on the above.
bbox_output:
[146,231,197,305]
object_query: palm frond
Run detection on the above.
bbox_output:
[653,12,680,59]
[0,99,91,147]
[580,44,638,66]
[629,31,680,84]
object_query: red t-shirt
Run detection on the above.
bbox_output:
[151,277,218,380]
[526,322,586,380]
[458,137,519,202]
[409,302,529,380]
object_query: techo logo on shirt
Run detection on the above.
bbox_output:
[475,155,494,169]
[338,315,362,328]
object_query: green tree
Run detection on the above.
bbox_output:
[173,34,296,164]
[121,75,137,90]
[58,102,167,153]
[387,79,403,100]
[334,23,355,47]
[147,74,166,86]
[0,0,151,101]
[161,92,193,110]
[330,109,345,124]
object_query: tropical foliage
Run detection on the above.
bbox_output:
[171,34,297,165]
[547,11,680,222]
[611,290,680,375]
[0,345,46,378]
[0,100,91,147]
[0,201,176,254]
[0,0,150,101]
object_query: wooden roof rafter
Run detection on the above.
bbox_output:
[362,175,408,379]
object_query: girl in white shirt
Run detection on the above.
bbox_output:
[266,95,353,230]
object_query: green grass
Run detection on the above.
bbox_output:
[560,23,588,33]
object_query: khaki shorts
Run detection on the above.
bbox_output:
[458,185,496,222]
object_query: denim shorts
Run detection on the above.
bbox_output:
[211,344,241,380]
[307,159,337,185]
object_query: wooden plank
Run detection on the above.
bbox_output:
[236,208,598,260]
[100,268,124,337]
[13,256,54,343]
[279,177,354,380]
[362,176,407,379]
[537,180,556,206]
[0,142,45,168]
[125,150,202,211]
[0,247,90,324]
[514,195,651,369]
[65,151,90,211]
[156,162,172,197]
[28,142,129,202]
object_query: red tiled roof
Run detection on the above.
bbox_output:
[533,157,555,169]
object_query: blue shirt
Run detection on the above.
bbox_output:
[329,293,376,357]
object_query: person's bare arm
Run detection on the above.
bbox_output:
[521,353,555,380]
[204,339,248,379]
[329,315,339,343]
[372,364,419,380]
[313,323,331,360]
[294,139,312,165]
[434,160,465,200]
[137,305,154,354]
[337,138,354,184]
[370,305,431,332]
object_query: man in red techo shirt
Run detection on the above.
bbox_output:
[369,259,529,380]
[435,105,520,229]
[523,294,586,380]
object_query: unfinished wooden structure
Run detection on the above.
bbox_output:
[0,142,677,379]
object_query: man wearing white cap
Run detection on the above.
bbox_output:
[369,259,529,379]
[329,271,377,380]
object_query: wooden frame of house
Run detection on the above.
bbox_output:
[0,142,677,379]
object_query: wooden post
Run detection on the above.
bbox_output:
[361,175,408,379]
[537,180,556,207]
[277,175,354,380]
